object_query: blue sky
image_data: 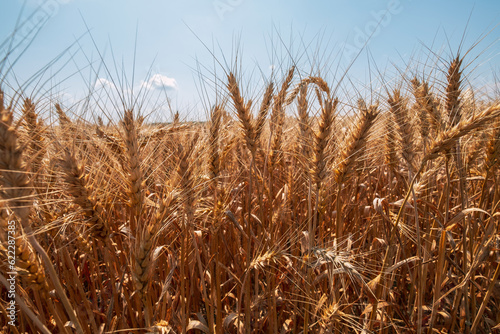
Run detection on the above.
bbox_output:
[1,0,499,121]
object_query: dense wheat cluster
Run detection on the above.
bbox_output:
[1,51,500,333]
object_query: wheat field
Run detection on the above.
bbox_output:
[1,46,500,334]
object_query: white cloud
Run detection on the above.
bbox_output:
[57,91,76,105]
[94,78,116,90]
[141,74,177,91]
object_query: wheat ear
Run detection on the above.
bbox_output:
[484,119,500,171]
[227,73,257,155]
[121,109,144,228]
[410,78,430,147]
[270,66,295,167]
[0,207,48,293]
[208,105,222,181]
[255,81,274,145]
[297,85,312,156]
[55,103,72,128]
[312,97,338,186]
[446,55,463,126]
[59,149,109,239]
[384,113,398,171]
[21,99,46,173]
[0,111,32,222]
[285,76,330,106]
[335,105,379,185]
[388,90,414,167]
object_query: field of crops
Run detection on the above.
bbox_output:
[1,47,500,333]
